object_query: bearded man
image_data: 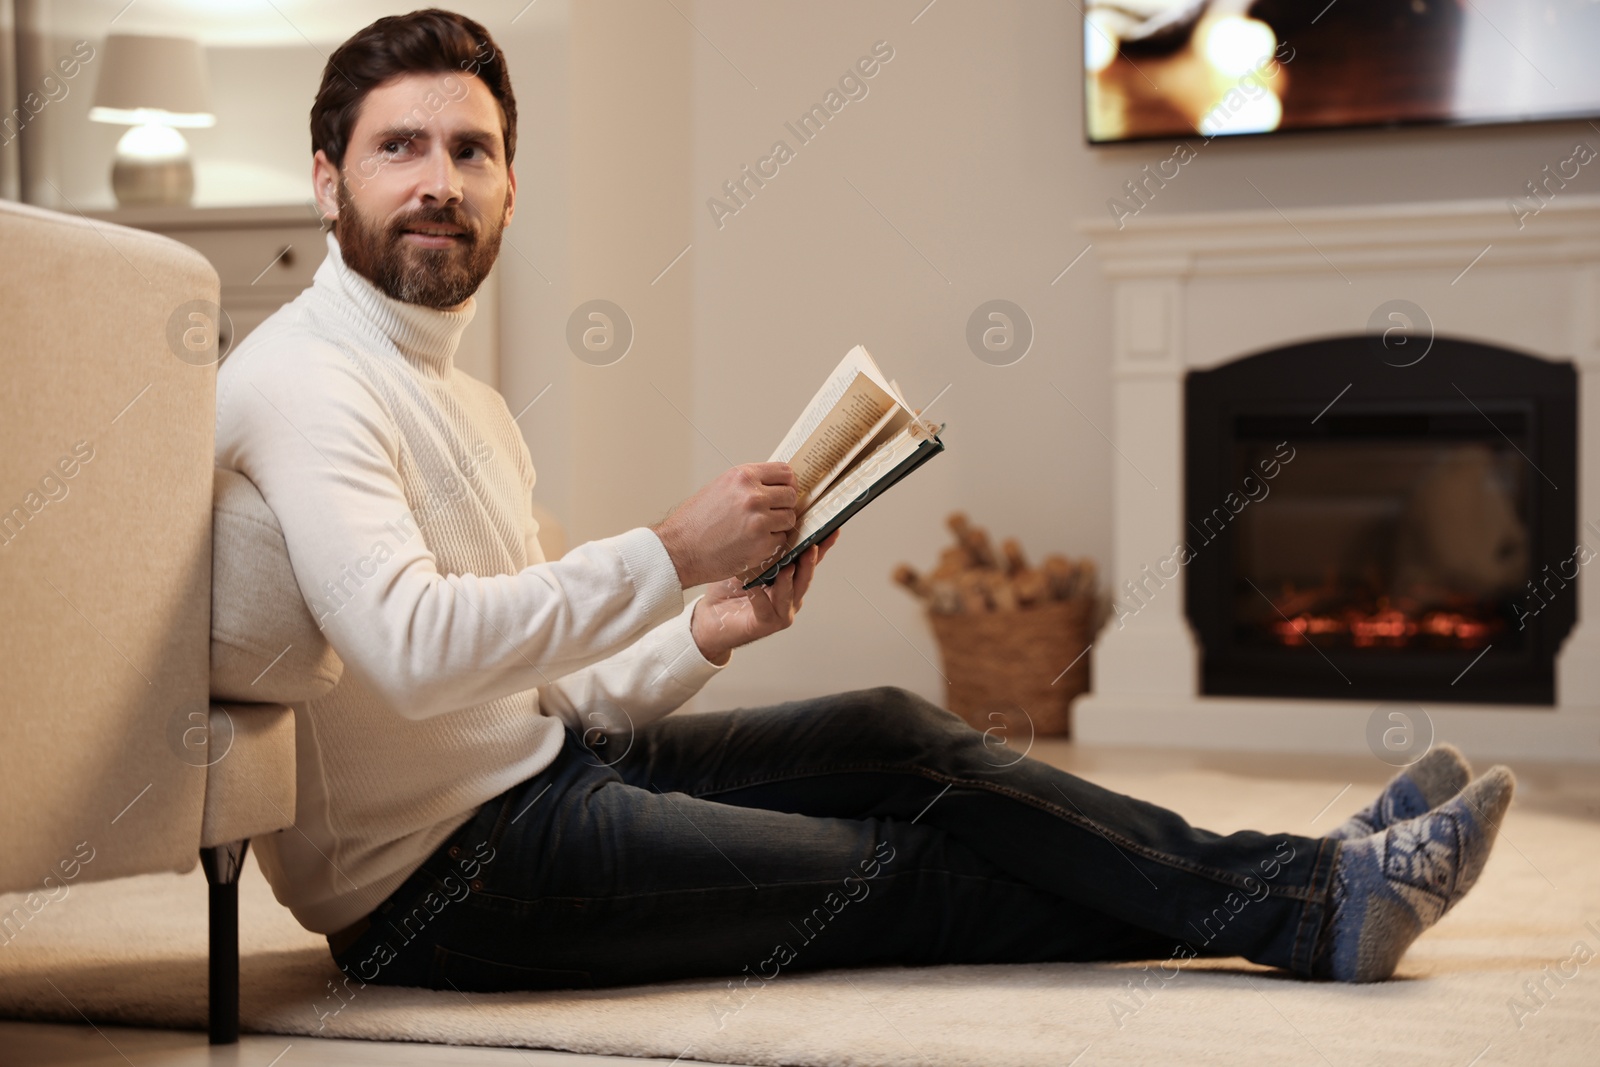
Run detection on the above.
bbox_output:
[215,8,1513,996]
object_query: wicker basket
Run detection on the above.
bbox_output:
[927,597,1096,738]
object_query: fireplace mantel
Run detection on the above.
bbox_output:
[1072,195,1600,763]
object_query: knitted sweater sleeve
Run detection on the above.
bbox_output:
[497,406,727,733]
[536,595,728,737]
[216,339,687,722]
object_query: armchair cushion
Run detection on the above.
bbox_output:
[199,702,297,848]
[211,467,343,702]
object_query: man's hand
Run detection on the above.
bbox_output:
[689,531,840,665]
[651,463,798,588]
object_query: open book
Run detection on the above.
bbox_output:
[743,344,945,588]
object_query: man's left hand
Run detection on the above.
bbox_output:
[689,531,840,665]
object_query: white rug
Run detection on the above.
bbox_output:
[1,767,1596,1067]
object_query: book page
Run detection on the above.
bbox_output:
[767,346,877,463]
[784,418,934,547]
[794,401,903,514]
[853,346,898,396]
[799,351,924,507]
[839,404,914,477]
[768,347,897,504]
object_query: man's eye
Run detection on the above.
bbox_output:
[381,140,408,154]
[458,145,484,160]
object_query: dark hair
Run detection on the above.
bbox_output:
[311,9,517,169]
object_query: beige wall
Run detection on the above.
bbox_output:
[565,0,695,544]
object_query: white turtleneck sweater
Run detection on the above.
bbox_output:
[215,233,725,934]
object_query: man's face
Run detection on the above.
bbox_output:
[313,71,516,311]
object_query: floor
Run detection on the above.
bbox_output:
[0,1022,715,1067]
[5,741,1596,1067]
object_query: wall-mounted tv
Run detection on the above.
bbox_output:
[1085,0,1600,144]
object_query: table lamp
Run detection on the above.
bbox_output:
[88,34,215,207]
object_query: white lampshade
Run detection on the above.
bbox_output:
[89,34,215,128]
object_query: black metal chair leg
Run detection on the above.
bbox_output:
[201,840,249,1045]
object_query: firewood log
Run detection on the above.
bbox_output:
[892,564,929,599]
[963,527,997,569]
[986,570,1019,611]
[956,571,990,613]
[1014,568,1050,606]
[1001,538,1029,576]
[947,512,997,569]
[1071,559,1097,602]
[932,545,972,580]
[929,579,962,614]
[1042,555,1075,600]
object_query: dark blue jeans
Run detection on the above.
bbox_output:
[328,687,1339,994]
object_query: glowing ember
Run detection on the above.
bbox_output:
[1262,592,1502,650]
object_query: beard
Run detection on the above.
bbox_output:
[334,178,506,310]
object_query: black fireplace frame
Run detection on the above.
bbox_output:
[1185,336,1577,706]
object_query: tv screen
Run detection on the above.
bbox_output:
[1084,0,1600,143]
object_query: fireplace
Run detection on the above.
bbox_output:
[1071,194,1600,761]
[1184,337,1576,705]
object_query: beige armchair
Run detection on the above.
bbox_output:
[0,200,336,1044]
[1,199,569,1044]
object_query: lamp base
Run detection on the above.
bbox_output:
[111,156,195,208]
